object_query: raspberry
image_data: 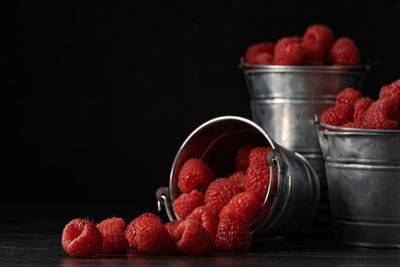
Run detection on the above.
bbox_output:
[244,42,275,64]
[204,178,244,214]
[235,143,253,171]
[321,105,353,126]
[379,79,400,122]
[126,213,176,255]
[342,121,363,128]
[248,146,273,168]
[328,37,360,66]
[62,218,103,258]
[302,24,334,60]
[171,219,213,255]
[228,171,246,187]
[244,164,272,200]
[353,97,373,123]
[302,58,325,66]
[173,189,204,219]
[125,213,162,248]
[165,220,183,237]
[186,206,219,238]
[219,191,262,226]
[273,37,305,65]
[336,88,362,110]
[177,158,214,193]
[361,98,399,130]
[215,215,252,252]
[252,52,273,65]
[96,217,129,253]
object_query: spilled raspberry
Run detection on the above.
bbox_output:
[96,217,129,254]
[215,215,252,252]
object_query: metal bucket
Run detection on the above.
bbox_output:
[156,116,320,239]
[318,122,400,248]
[241,63,368,232]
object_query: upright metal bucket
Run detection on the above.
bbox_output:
[318,122,400,248]
[241,63,368,231]
[157,116,320,240]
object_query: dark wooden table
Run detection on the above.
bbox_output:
[1,221,399,267]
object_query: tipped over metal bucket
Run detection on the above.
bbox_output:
[157,116,320,239]
[318,122,400,248]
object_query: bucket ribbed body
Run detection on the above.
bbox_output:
[318,124,400,247]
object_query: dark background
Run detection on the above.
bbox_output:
[7,1,400,224]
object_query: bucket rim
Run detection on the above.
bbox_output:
[319,122,400,135]
[239,59,369,73]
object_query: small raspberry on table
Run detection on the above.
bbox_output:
[215,215,252,252]
[62,218,103,258]
[96,217,129,253]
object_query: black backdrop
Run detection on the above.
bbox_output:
[9,1,400,221]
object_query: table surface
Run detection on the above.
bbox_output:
[1,223,399,267]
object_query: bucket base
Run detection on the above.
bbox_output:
[333,219,400,248]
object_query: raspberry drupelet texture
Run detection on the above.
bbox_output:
[171,219,214,255]
[336,88,362,111]
[353,97,373,123]
[165,220,183,237]
[62,218,103,258]
[361,98,399,130]
[328,37,360,66]
[177,158,214,193]
[219,191,263,226]
[235,143,253,171]
[321,105,353,126]
[245,164,272,201]
[186,206,219,238]
[96,217,129,253]
[228,171,247,187]
[248,146,273,169]
[204,178,244,214]
[244,42,274,64]
[302,24,334,60]
[124,213,162,248]
[379,79,400,122]
[173,189,204,219]
[215,215,252,252]
[273,37,305,65]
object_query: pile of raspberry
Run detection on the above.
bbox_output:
[244,24,360,66]
[321,78,400,130]
[61,145,277,257]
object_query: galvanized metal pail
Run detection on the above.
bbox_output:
[241,62,368,231]
[318,122,400,248]
[156,116,320,239]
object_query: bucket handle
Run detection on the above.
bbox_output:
[314,115,329,157]
[156,187,175,222]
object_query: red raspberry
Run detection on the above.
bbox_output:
[353,97,373,123]
[186,206,219,238]
[248,146,273,168]
[336,88,362,111]
[244,164,272,200]
[125,213,162,248]
[177,158,214,193]
[173,189,204,219]
[126,213,176,255]
[215,215,252,252]
[244,42,274,64]
[62,218,103,258]
[328,37,360,66]
[361,99,399,130]
[252,52,273,65]
[342,121,363,128]
[96,217,129,253]
[165,220,183,237]
[379,79,400,122]
[321,105,353,126]
[228,171,246,187]
[219,191,262,226]
[235,143,253,171]
[171,219,213,255]
[204,178,244,214]
[273,37,305,65]
[302,58,325,66]
[302,24,334,60]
